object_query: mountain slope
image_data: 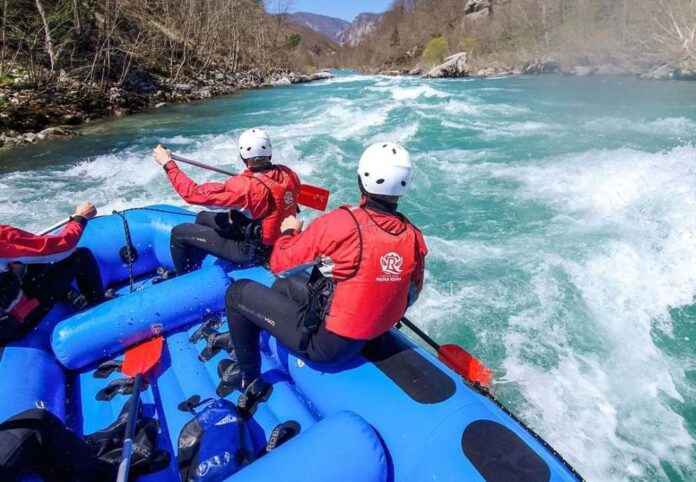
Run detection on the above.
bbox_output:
[338,13,382,47]
[286,12,350,42]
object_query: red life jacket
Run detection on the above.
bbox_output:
[325,206,419,340]
[247,166,301,246]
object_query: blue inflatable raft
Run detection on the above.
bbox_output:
[0,206,583,481]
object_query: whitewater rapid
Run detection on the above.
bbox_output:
[1,72,695,481]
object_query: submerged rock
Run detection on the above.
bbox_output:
[423,52,470,78]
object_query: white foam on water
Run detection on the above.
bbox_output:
[488,145,696,480]
[585,116,696,138]
[369,84,449,101]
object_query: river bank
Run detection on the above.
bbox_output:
[0,67,332,150]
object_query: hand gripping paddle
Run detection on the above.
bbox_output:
[116,336,164,482]
[400,317,492,387]
[170,153,330,211]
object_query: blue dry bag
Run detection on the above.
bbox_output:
[177,398,254,481]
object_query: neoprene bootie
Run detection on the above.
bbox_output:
[98,419,170,479]
[216,359,272,414]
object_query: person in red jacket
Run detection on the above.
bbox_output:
[153,128,301,274]
[216,142,428,409]
[0,203,104,344]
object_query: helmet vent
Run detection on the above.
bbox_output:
[364,172,370,177]
[376,179,385,184]
[392,148,397,154]
[382,144,388,148]
[247,147,251,151]
[401,181,406,186]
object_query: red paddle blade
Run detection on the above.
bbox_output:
[122,337,164,377]
[298,184,330,211]
[439,344,493,387]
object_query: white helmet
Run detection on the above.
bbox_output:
[358,142,413,196]
[238,128,272,160]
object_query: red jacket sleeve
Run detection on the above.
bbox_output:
[0,219,85,264]
[270,210,360,278]
[164,161,271,215]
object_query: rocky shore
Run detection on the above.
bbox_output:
[0,68,332,150]
[379,51,696,82]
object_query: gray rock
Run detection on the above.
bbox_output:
[476,67,497,77]
[275,77,292,86]
[408,66,423,76]
[36,126,74,141]
[423,52,470,78]
[379,70,402,76]
[465,0,492,19]
[523,59,560,75]
[673,68,696,80]
[310,71,333,81]
[174,83,192,93]
[568,65,595,77]
[155,102,167,108]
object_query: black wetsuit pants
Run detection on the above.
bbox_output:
[0,248,104,345]
[225,278,366,382]
[0,409,114,482]
[170,211,263,274]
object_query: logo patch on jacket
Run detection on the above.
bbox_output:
[283,191,294,207]
[378,252,404,281]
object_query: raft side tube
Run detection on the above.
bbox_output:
[0,347,66,423]
[77,205,194,287]
[51,266,230,370]
[228,411,387,482]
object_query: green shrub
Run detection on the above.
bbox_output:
[0,75,12,88]
[422,36,449,66]
[459,37,478,56]
[286,33,302,50]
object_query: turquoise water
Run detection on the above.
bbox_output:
[1,72,696,481]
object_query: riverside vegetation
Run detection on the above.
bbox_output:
[0,0,334,148]
[332,0,696,79]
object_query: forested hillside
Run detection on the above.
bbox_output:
[0,0,330,146]
[333,0,696,79]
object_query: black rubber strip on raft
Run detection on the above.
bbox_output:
[462,420,551,482]
[362,332,456,404]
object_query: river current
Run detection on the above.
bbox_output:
[1,72,695,481]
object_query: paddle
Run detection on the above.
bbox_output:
[400,317,493,387]
[116,336,165,482]
[37,218,72,236]
[170,153,330,211]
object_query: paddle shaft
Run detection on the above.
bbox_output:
[171,154,236,177]
[400,316,441,352]
[37,217,72,236]
[116,373,143,482]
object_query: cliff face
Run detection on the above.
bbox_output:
[338,13,383,47]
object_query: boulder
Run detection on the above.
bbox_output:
[36,126,74,141]
[522,59,560,75]
[275,77,292,86]
[379,70,402,76]
[154,102,167,108]
[423,52,470,78]
[310,71,333,81]
[408,66,423,76]
[673,68,696,81]
[465,0,492,20]
[476,67,497,77]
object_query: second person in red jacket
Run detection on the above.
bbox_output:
[153,128,301,274]
[216,142,428,410]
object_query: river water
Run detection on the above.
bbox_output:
[1,72,695,481]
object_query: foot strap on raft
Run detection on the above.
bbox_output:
[190,318,236,362]
[93,360,123,379]
[263,421,301,455]
[96,377,149,402]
